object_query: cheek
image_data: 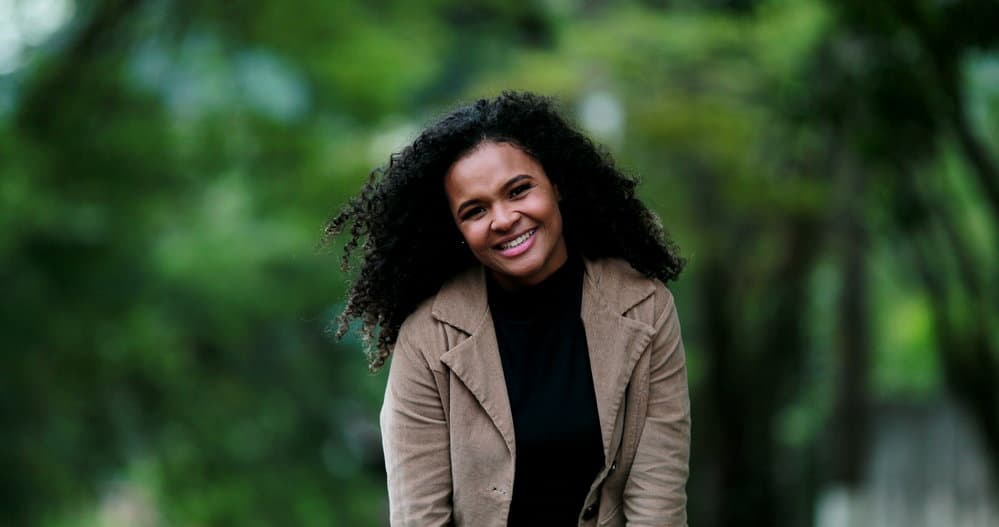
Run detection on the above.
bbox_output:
[459,223,489,250]
[546,206,565,242]
[540,198,563,227]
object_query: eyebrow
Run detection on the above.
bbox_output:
[455,174,534,215]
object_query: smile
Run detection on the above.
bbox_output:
[496,228,537,250]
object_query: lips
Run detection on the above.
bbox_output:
[494,228,538,257]
[495,228,537,250]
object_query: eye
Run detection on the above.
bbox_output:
[460,206,485,221]
[510,183,533,198]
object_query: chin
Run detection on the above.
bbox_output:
[493,258,546,283]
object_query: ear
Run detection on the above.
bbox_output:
[553,184,562,202]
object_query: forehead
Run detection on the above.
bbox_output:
[444,142,546,195]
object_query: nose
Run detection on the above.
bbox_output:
[491,205,520,232]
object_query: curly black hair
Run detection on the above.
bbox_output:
[325,91,684,371]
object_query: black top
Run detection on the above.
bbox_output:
[487,255,605,525]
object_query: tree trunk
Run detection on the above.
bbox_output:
[831,164,870,487]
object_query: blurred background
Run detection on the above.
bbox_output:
[2,0,998,525]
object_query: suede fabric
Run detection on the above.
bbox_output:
[380,257,690,527]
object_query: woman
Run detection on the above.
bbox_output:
[326,92,690,526]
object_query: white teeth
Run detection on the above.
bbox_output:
[499,229,536,250]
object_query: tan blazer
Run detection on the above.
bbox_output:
[380,258,690,526]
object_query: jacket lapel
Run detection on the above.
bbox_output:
[582,259,656,459]
[435,267,517,455]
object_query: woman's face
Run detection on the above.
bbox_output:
[444,141,568,289]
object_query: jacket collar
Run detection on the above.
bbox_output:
[434,258,657,459]
[431,258,654,333]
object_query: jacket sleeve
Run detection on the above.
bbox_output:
[380,331,454,526]
[623,290,691,526]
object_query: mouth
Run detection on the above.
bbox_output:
[494,228,538,257]
[495,228,537,250]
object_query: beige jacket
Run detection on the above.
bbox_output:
[380,258,690,526]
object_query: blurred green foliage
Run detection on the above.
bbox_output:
[1,0,997,526]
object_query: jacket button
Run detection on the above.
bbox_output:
[582,503,598,520]
[609,462,617,472]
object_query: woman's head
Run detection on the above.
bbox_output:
[444,140,567,290]
[326,91,683,371]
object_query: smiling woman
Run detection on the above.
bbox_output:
[325,91,690,526]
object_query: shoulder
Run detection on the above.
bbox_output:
[394,264,486,364]
[394,295,442,360]
[388,296,447,375]
[585,257,675,325]
[397,296,438,343]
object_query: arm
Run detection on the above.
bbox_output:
[623,292,691,526]
[380,333,453,526]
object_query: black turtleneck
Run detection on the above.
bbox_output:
[487,255,604,526]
